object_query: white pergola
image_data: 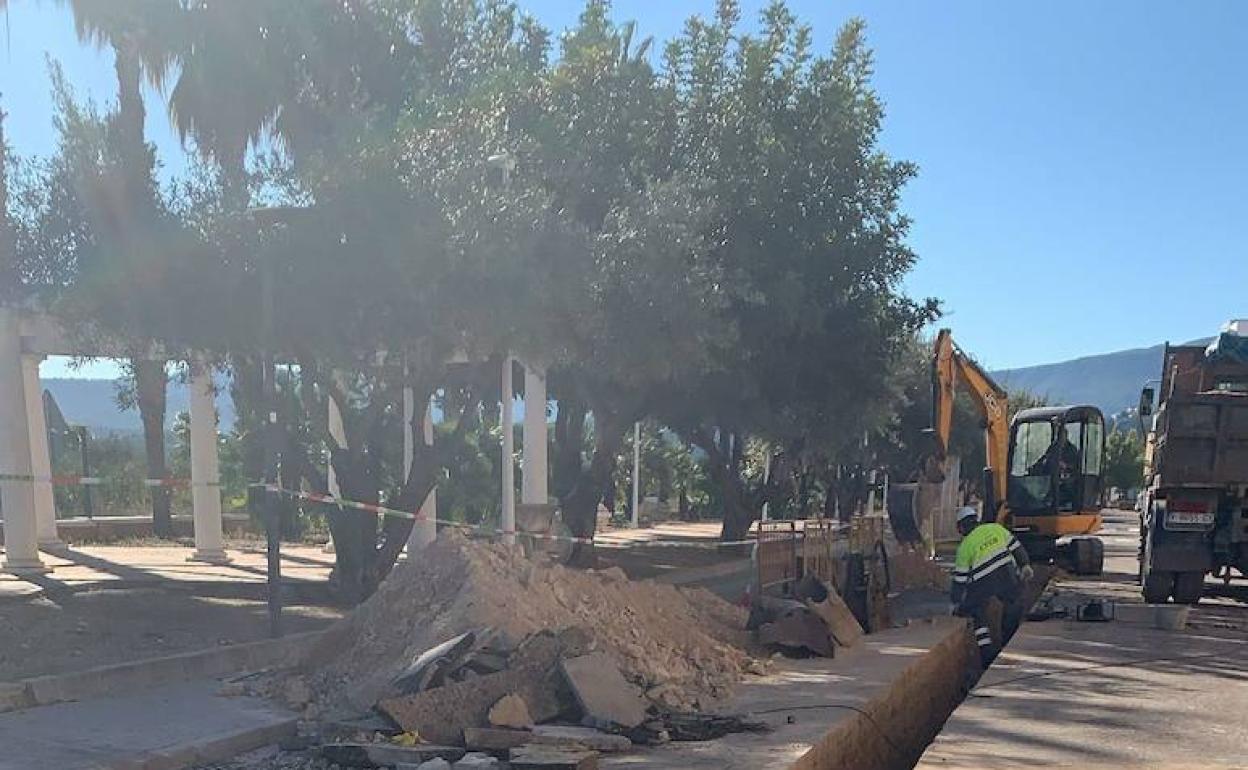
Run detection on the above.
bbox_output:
[0,306,556,574]
[0,307,228,572]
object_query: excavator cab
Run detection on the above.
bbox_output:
[1006,406,1105,565]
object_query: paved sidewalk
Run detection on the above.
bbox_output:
[0,680,296,769]
[0,543,335,601]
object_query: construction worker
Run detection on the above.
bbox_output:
[951,506,1034,665]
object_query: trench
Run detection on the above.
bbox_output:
[792,570,1054,770]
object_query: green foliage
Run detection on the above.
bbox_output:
[1103,428,1144,491]
[11,0,939,581]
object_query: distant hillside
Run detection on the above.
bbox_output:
[995,343,1177,417]
[42,378,236,435]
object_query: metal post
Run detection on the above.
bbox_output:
[631,422,640,529]
[79,427,93,519]
[260,249,282,637]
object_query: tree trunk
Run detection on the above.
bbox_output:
[134,359,171,537]
[229,355,266,493]
[114,38,146,199]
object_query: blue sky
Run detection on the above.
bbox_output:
[3,0,1246,378]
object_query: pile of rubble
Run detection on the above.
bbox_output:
[259,532,761,768]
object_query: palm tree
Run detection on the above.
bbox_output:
[64,0,181,535]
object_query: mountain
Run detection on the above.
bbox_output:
[41,378,236,435]
[993,341,1204,417]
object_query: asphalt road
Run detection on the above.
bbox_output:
[917,510,1248,769]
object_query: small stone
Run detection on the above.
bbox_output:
[454,753,501,768]
[489,693,534,729]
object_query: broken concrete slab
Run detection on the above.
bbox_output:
[559,652,648,730]
[380,630,588,745]
[806,591,864,648]
[393,631,480,694]
[531,725,632,752]
[488,693,534,729]
[320,741,466,767]
[796,575,865,648]
[757,608,835,657]
[510,744,600,769]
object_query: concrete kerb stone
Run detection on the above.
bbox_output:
[116,715,298,770]
[6,630,324,713]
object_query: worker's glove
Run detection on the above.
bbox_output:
[1021,565,1035,582]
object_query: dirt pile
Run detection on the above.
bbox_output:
[302,532,751,716]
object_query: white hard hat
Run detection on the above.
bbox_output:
[956,506,979,523]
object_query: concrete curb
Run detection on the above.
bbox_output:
[2,630,323,713]
[117,716,299,770]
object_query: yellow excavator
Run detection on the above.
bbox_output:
[926,328,1105,574]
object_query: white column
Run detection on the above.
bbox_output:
[501,355,515,545]
[521,364,548,505]
[631,422,640,529]
[405,387,437,551]
[0,310,46,573]
[188,359,229,564]
[22,355,59,547]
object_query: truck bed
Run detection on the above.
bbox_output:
[1155,393,1248,486]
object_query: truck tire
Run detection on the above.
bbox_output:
[1172,571,1205,605]
[1142,569,1174,604]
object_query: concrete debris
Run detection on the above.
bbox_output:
[560,651,649,729]
[319,741,466,767]
[798,577,865,648]
[488,693,534,729]
[463,727,538,752]
[408,760,452,770]
[756,606,836,657]
[530,726,632,753]
[510,745,599,770]
[378,629,588,745]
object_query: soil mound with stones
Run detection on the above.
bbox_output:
[303,532,752,716]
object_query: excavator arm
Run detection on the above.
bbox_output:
[928,328,1011,524]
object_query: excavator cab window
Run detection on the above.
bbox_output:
[1008,409,1106,515]
[1008,421,1055,511]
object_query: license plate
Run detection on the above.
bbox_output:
[1168,511,1214,525]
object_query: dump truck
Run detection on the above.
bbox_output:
[1138,320,1248,603]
